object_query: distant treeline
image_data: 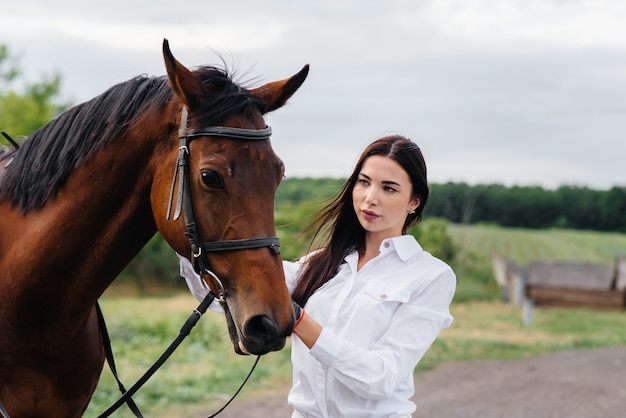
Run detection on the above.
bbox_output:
[427,183,626,232]
[277,178,626,233]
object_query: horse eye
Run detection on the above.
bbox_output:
[201,170,224,189]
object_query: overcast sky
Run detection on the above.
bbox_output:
[2,1,625,190]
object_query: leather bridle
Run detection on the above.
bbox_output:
[166,106,281,284]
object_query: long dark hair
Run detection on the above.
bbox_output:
[291,135,429,306]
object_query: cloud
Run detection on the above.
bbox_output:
[1,0,625,189]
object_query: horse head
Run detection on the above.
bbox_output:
[153,40,308,355]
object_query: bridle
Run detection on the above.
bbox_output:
[166,106,281,282]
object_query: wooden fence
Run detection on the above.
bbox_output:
[491,255,626,324]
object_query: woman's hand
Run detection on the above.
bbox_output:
[291,300,322,348]
[292,300,304,327]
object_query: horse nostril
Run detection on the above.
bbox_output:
[244,315,280,345]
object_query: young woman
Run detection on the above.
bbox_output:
[286,135,455,417]
[179,135,455,417]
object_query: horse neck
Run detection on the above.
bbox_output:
[2,130,173,316]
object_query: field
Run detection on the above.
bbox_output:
[448,224,626,265]
[83,224,626,417]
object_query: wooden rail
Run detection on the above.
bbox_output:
[525,285,626,310]
[492,255,626,325]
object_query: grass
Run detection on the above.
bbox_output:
[448,224,626,265]
[420,301,626,371]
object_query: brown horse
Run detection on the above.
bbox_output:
[0,39,308,417]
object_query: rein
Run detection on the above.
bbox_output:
[1,131,19,174]
[1,131,20,151]
[97,287,260,418]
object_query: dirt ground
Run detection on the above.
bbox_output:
[212,345,626,418]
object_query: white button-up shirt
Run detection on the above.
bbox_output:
[284,235,456,418]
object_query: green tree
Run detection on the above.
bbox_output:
[0,44,19,83]
[122,233,183,292]
[409,218,456,263]
[599,186,626,232]
[0,43,70,140]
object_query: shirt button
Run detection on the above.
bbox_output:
[383,242,390,248]
[380,294,388,299]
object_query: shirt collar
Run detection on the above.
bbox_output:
[345,235,423,266]
[380,235,422,261]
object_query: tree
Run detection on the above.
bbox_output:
[0,44,19,83]
[410,218,456,263]
[0,43,70,140]
[599,187,626,232]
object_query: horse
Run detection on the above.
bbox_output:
[0,39,308,417]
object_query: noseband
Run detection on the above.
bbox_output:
[166,106,281,281]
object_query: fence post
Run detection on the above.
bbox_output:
[519,275,534,325]
[523,296,534,326]
[513,272,525,306]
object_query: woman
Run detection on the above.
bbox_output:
[179,134,455,417]
[285,135,455,418]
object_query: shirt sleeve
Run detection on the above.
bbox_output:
[282,259,301,296]
[308,265,456,400]
[283,251,319,296]
[177,253,224,313]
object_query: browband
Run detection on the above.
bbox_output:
[178,106,272,141]
[183,126,272,141]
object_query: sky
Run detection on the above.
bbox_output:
[2,0,625,190]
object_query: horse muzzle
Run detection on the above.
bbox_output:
[221,300,289,355]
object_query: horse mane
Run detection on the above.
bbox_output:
[0,65,263,213]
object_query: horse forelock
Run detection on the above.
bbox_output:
[0,64,263,213]
[192,65,266,126]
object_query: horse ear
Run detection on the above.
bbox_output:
[162,39,204,108]
[249,64,309,114]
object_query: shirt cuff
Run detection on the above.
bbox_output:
[309,327,343,368]
[177,253,224,313]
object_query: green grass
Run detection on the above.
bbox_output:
[419,302,626,372]
[448,223,626,265]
